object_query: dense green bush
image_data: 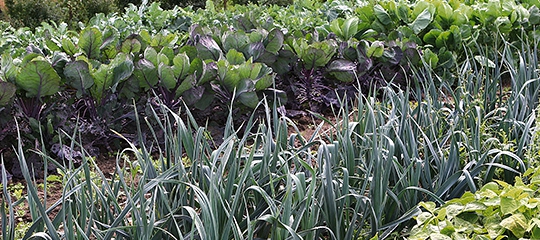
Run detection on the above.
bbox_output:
[4,0,61,29]
[4,0,117,29]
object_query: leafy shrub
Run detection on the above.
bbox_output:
[4,0,117,29]
[408,167,540,239]
[4,0,61,29]
[59,0,118,25]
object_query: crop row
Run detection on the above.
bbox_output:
[0,0,539,172]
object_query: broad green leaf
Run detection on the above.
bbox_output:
[121,38,142,54]
[119,75,140,99]
[444,204,464,219]
[140,29,153,44]
[144,47,159,66]
[111,54,134,88]
[196,35,222,60]
[189,58,204,80]
[198,60,217,85]
[301,41,337,69]
[397,2,410,23]
[255,74,274,91]
[223,69,241,91]
[159,47,175,64]
[330,17,360,40]
[264,29,284,54]
[430,233,452,240]
[410,8,433,34]
[500,197,519,215]
[328,59,356,82]
[151,32,177,47]
[177,75,196,97]
[485,214,503,238]
[238,61,263,80]
[226,49,245,65]
[422,48,438,68]
[500,214,527,238]
[0,82,16,106]
[100,26,119,51]
[1,54,18,82]
[222,30,250,53]
[249,30,264,43]
[367,41,385,58]
[16,58,61,98]
[494,16,512,34]
[173,53,190,79]
[374,5,392,25]
[79,27,102,59]
[423,29,442,46]
[530,6,540,25]
[330,18,344,40]
[419,201,437,213]
[134,59,158,90]
[102,45,118,60]
[62,38,77,56]
[158,53,169,66]
[90,64,113,103]
[64,60,94,97]
[239,91,259,108]
[246,42,265,61]
[437,2,454,24]
[159,64,176,90]
[438,50,455,69]
[179,45,198,61]
[21,53,42,66]
[342,17,359,40]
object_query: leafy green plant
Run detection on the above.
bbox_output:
[409,166,540,239]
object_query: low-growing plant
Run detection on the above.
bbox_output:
[408,166,540,239]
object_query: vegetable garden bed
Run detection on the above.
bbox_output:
[2,0,540,239]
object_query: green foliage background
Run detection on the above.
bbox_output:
[2,0,297,30]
